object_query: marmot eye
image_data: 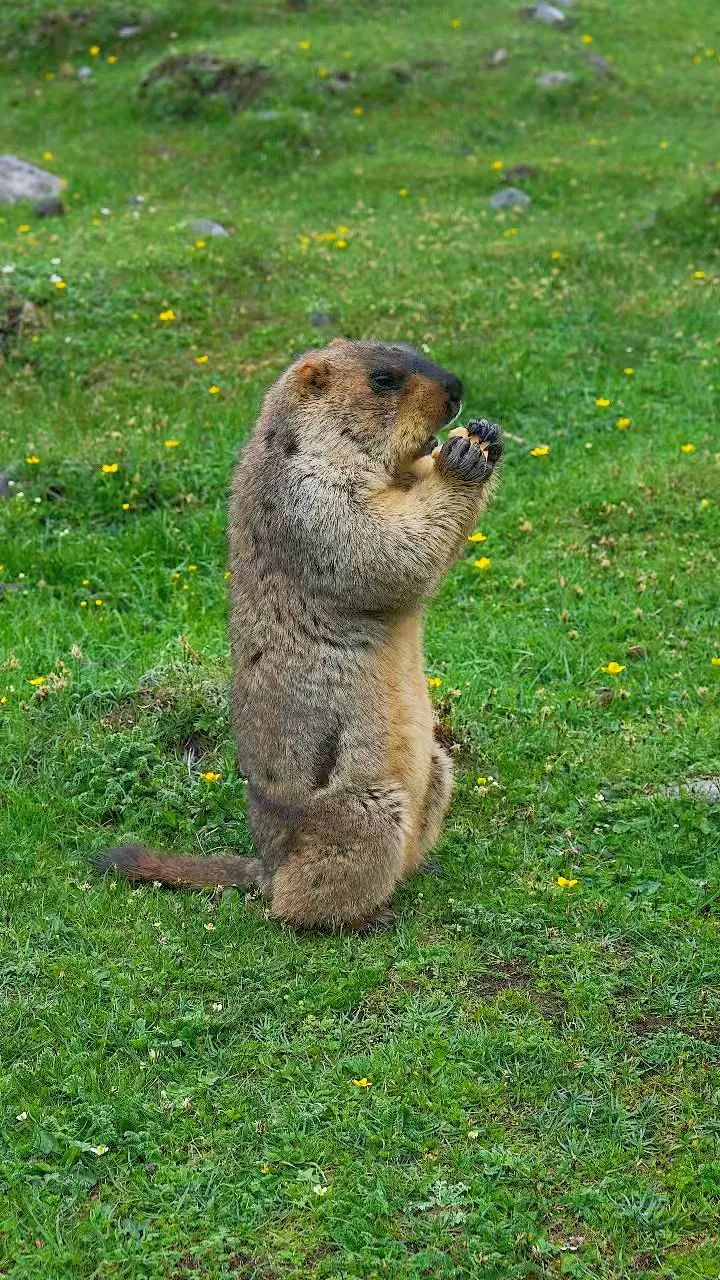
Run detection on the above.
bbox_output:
[370,368,405,394]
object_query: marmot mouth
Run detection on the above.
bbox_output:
[416,435,438,459]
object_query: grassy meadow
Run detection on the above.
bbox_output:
[1,0,719,1275]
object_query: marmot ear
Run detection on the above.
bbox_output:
[296,356,329,394]
[328,337,349,348]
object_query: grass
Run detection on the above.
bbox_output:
[1,0,719,1275]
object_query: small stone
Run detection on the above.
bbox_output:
[117,24,143,38]
[77,66,93,81]
[0,156,64,206]
[537,71,575,87]
[128,194,145,207]
[310,311,338,328]
[586,53,615,76]
[525,4,568,25]
[190,218,230,238]
[663,776,720,805]
[33,196,64,217]
[487,48,508,68]
[489,187,531,210]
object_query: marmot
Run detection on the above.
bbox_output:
[97,339,503,930]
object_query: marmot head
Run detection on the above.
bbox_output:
[265,339,463,473]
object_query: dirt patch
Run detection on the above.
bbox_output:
[139,53,272,119]
[0,289,42,355]
[631,1015,720,1043]
[464,962,567,1024]
[433,694,475,765]
[101,685,175,730]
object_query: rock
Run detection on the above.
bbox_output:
[586,53,616,77]
[663,776,720,805]
[322,69,356,95]
[190,218,230,238]
[503,163,538,182]
[487,48,509,68]
[33,196,64,217]
[77,66,93,81]
[117,24,143,38]
[128,194,145,207]
[310,311,339,328]
[0,156,63,206]
[489,187,532,210]
[526,4,568,25]
[537,70,575,87]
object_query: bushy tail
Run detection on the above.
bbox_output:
[95,843,264,890]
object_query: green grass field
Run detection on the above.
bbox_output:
[2,1,719,1275]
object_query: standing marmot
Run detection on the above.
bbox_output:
[98,339,503,930]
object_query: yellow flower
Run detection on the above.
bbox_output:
[195,239,206,249]
[317,66,329,78]
[601,661,625,676]
[42,150,53,160]
[468,531,487,543]
[711,657,720,667]
[615,417,631,430]
[581,34,593,44]
[188,564,197,572]
[680,443,696,453]
[80,601,87,607]
[699,498,710,509]
[595,397,611,408]
[299,40,311,49]
[336,239,347,249]
[121,502,131,510]
[399,187,409,197]
[352,1078,371,1087]
[659,140,669,149]
[693,270,705,279]
[529,445,550,457]
[164,439,180,448]
[28,676,46,686]
[427,676,442,688]
[158,308,176,322]
[54,280,67,289]
[208,385,221,394]
[476,777,487,786]
[107,54,118,64]
[200,771,221,782]
[0,696,7,705]
[89,45,100,56]
[551,250,562,259]
[89,1144,108,1155]
[450,18,462,28]
[473,557,492,571]
[95,599,103,606]
[18,225,30,233]
[195,354,209,363]
[26,455,40,464]
[101,462,119,473]
[623,367,634,375]
[491,159,504,171]
[336,225,349,235]
[82,579,90,585]
[557,875,578,888]
[353,106,363,116]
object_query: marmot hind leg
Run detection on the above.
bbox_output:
[268,782,410,931]
[418,743,454,858]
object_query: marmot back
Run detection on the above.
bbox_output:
[97,339,503,930]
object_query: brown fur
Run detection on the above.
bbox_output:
[97,340,503,930]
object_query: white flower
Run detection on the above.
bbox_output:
[313,1184,329,1196]
[1,264,15,274]
[16,1112,28,1122]
[89,1144,109,1156]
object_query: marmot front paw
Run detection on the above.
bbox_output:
[433,426,502,484]
[464,419,504,466]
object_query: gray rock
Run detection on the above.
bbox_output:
[489,187,532,210]
[310,311,339,328]
[529,4,567,24]
[663,776,720,805]
[117,24,143,38]
[487,48,508,68]
[0,156,63,206]
[77,66,93,81]
[190,218,230,238]
[33,196,64,217]
[537,70,575,87]
[586,53,615,77]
